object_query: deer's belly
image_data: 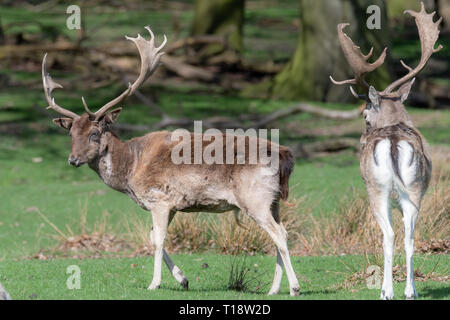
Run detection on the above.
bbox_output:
[179,201,238,213]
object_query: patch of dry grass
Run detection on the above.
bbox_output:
[125,198,305,256]
[290,147,449,256]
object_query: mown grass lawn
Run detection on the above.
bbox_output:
[0,254,448,300]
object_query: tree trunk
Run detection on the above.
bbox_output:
[271,0,392,102]
[191,0,245,55]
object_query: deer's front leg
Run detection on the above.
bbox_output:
[148,205,171,290]
[162,212,189,290]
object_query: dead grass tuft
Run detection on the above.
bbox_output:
[227,254,268,293]
[30,202,130,259]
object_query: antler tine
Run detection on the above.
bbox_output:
[82,96,96,118]
[42,53,79,119]
[92,26,166,120]
[350,86,366,100]
[330,23,387,95]
[383,2,443,93]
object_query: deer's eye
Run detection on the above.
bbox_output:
[89,131,100,141]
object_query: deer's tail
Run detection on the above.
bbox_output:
[279,146,295,200]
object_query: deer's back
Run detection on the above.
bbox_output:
[127,131,289,212]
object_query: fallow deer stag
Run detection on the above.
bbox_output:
[330,2,440,299]
[42,27,300,295]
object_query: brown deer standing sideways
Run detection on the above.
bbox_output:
[330,2,440,299]
[42,27,300,295]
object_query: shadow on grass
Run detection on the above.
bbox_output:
[420,286,450,300]
[146,283,340,298]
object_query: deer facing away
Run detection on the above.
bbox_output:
[330,2,440,299]
[42,27,300,295]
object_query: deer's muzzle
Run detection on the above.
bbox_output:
[68,155,81,167]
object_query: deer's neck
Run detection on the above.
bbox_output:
[89,132,137,193]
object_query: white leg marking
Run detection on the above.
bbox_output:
[268,248,284,295]
[163,250,189,290]
[400,196,419,300]
[260,219,299,296]
[371,192,395,299]
[148,206,170,290]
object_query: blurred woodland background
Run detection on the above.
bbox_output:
[0,0,449,149]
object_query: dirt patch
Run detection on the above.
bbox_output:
[416,239,450,254]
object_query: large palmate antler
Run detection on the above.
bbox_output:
[42,26,166,120]
[383,2,442,94]
[42,53,80,119]
[329,23,387,98]
[84,26,167,121]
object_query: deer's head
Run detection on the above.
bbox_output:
[42,27,166,167]
[330,2,442,131]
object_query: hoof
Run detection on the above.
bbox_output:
[267,289,280,296]
[404,287,417,300]
[405,292,418,300]
[290,287,300,296]
[147,283,161,290]
[380,290,394,300]
[181,278,189,290]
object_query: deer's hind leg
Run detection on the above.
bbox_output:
[267,201,284,295]
[399,193,419,300]
[397,140,423,300]
[368,187,394,300]
[244,199,299,296]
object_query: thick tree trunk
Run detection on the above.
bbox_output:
[271,0,392,102]
[191,0,245,54]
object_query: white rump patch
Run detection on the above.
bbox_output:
[397,140,416,187]
[372,139,393,187]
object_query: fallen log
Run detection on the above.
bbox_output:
[289,138,360,159]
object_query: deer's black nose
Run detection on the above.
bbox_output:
[68,156,80,167]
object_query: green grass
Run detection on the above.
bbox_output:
[0,254,448,300]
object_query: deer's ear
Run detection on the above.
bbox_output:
[53,118,73,130]
[368,86,380,111]
[397,78,415,103]
[100,108,122,125]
